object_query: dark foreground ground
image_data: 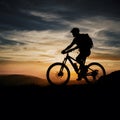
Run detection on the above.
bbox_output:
[0,71,120,116]
[0,70,120,99]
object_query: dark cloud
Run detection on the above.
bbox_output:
[1,0,119,16]
[0,0,119,31]
[0,3,68,31]
[0,36,25,45]
[104,31,120,47]
[97,30,120,47]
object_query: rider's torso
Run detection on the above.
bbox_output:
[73,34,90,52]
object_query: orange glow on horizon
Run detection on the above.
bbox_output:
[0,59,120,80]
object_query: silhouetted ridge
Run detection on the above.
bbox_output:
[93,70,120,95]
[96,70,120,85]
[0,74,48,86]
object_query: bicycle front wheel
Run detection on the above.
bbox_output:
[85,62,106,83]
[46,62,70,86]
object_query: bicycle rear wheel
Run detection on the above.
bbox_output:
[85,62,106,83]
[46,62,70,86]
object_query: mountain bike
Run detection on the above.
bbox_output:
[46,52,106,86]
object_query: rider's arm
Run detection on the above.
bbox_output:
[66,46,78,53]
[65,42,74,51]
[62,41,75,53]
[62,37,80,53]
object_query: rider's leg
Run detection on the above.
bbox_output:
[79,58,86,72]
[77,50,91,71]
[76,54,86,80]
[76,53,86,68]
[76,51,91,80]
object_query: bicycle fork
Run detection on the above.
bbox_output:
[58,58,67,77]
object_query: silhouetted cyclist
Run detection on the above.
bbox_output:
[61,27,93,80]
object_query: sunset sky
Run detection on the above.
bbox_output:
[0,0,120,80]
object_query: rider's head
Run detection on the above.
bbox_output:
[71,28,80,37]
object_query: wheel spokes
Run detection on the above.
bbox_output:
[46,63,70,85]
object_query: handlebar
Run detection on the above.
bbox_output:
[61,52,70,57]
[61,50,72,55]
[65,51,70,54]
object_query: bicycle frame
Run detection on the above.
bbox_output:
[61,53,78,73]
